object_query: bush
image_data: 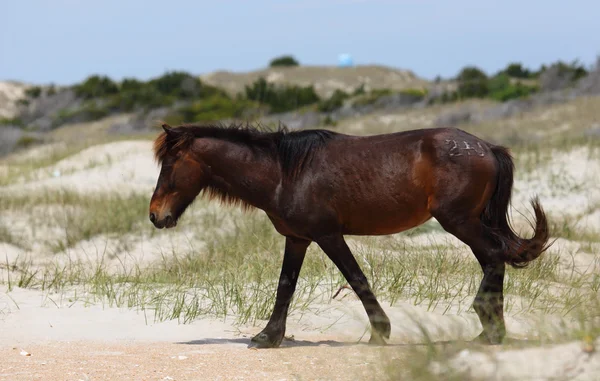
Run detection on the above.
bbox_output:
[120,78,145,92]
[83,103,111,121]
[487,73,538,101]
[487,73,512,98]
[75,75,119,99]
[318,89,350,112]
[0,117,24,127]
[149,71,201,98]
[175,94,257,122]
[352,84,366,96]
[501,63,533,79]
[323,115,337,126]
[352,88,393,107]
[436,91,459,104]
[161,113,187,127]
[110,85,174,112]
[539,60,588,92]
[25,86,42,98]
[73,72,231,114]
[244,77,320,113]
[399,88,428,100]
[456,66,489,98]
[51,102,111,128]
[72,72,227,113]
[269,55,299,67]
[16,135,41,148]
[551,60,588,81]
[143,72,225,107]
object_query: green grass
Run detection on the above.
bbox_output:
[0,190,152,252]
[0,224,19,247]
[0,143,90,186]
[2,99,600,378]
[2,199,597,332]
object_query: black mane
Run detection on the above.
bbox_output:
[154,122,339,177]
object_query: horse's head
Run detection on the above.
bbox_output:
[149,124,210,229]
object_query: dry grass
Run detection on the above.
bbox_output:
[333,95,600,149]
[1,93,600,380]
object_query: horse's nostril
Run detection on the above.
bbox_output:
[149,213,156,223]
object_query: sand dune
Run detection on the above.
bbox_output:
[1,138,599,380]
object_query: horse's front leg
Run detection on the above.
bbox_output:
[316,233,391,344]
[251,236,310,348]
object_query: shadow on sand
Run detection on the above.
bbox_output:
[176,336,542,350]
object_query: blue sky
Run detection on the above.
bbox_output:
[1,0,598,85]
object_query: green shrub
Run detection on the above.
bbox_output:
[551,60,588,81]
[0,117,24,127]
[438,91,459,104]
[269,55,299,67]
[491,82,538,101]
[456,66,489,98]
[352,88,393,107]
[83,103,111,121]
[533,60,588,82]
[244,77,320,113]
[72,72,226,113]
[161,113,187,127]
[16,135,41,148]
[109,86,174,112]
[149,71,198,98]
[25,86,42,98]
[352,84,366,96]
[501,62,533,79]
[399,88,428,100]
[318,89,349,112]
[120,78,144,92]
[323,115,337,126]
[488,73,538,101]
[51,102,111,128]
[488,73,511,94]
[175,94,257,122]
[74,75,119,99]
[47,85,57,96]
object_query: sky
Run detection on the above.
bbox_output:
[1,0,598,85]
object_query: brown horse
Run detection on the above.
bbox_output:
[149,122,550,348]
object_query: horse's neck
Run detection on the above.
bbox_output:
[200,139,281,212]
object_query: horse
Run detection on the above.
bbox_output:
[149,122,551,348]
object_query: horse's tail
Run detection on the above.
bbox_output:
[481,145,551,268]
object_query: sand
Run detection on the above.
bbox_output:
[0,81,29,119]
[1,139,600,380]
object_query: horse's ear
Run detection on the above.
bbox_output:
[162,123,172,134]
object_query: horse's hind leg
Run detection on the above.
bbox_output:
[433,215,506,344]
[472,259,505,344]
[316,234,391,344]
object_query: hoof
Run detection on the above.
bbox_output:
[250,331,283,348]
[371,315,391,340]
[473,330,504,345]
[368,332,388,346]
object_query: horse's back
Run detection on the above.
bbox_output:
[298,128,498,236]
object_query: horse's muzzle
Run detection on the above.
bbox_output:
[149,213,177,229]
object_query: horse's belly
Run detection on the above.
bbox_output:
[340,200,432,236]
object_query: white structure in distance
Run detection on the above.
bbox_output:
[338,54,354,67]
